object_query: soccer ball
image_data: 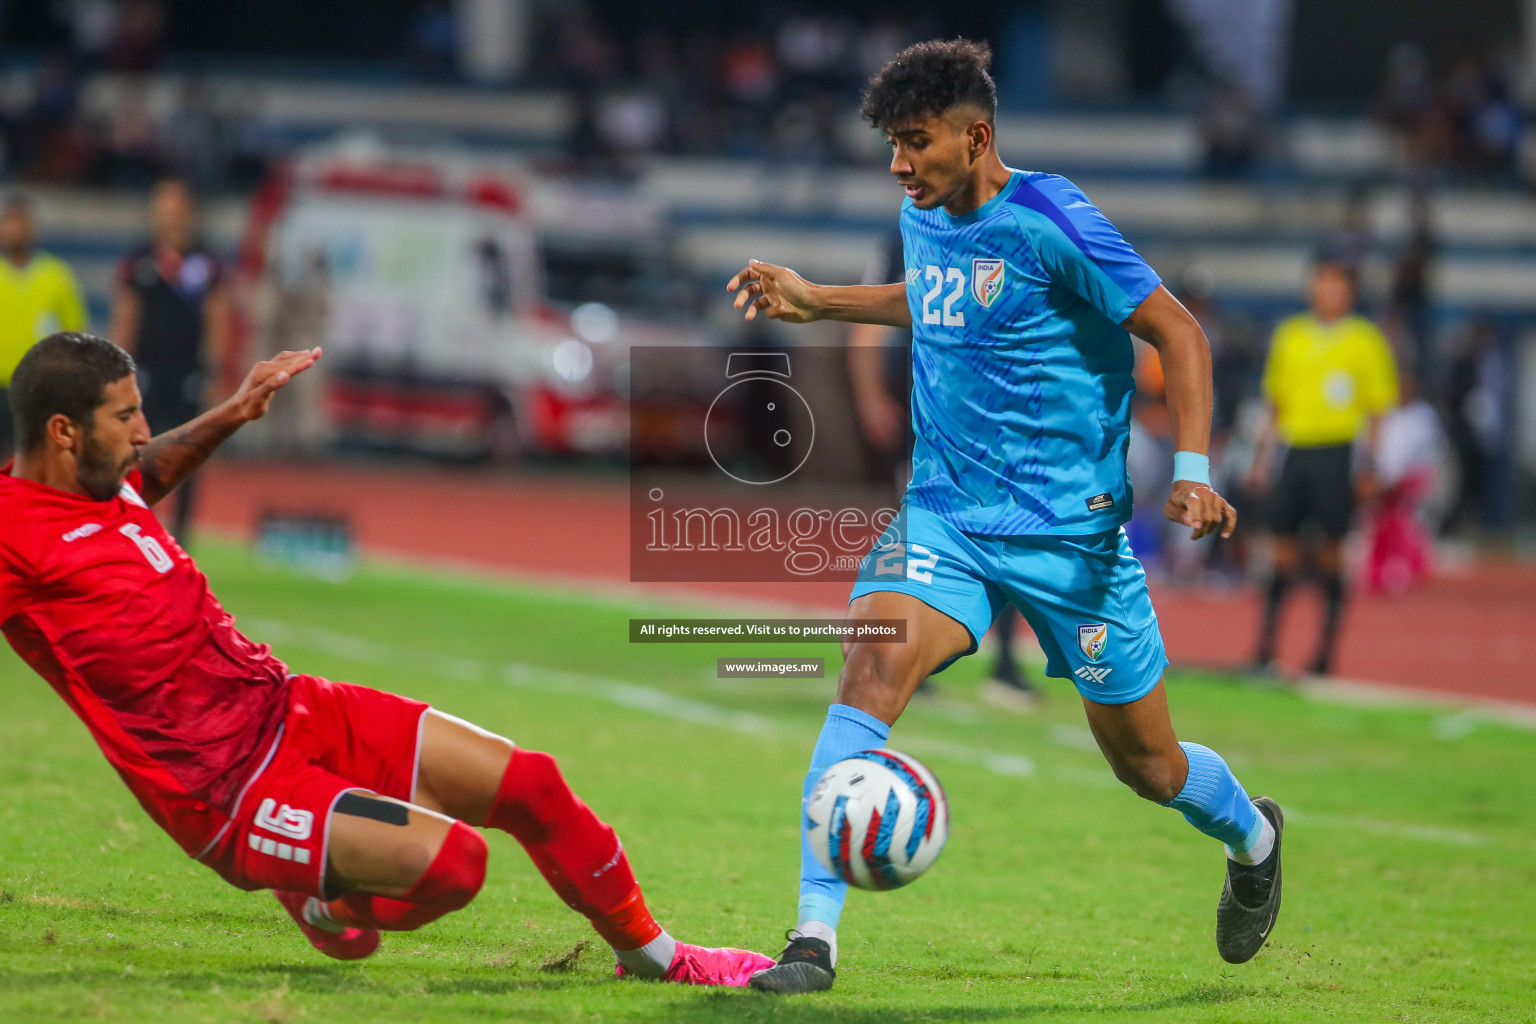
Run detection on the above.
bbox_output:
[804,748,949,890]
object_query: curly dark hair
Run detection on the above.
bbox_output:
[860,38,997,131]
[10,332,136,451]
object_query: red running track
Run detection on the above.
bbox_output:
[193,459,1536,710]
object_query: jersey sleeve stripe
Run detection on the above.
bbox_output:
[1005,177,1095,257]
[1005,176,1161,318]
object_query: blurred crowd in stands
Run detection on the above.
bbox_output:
[0,55,278,191]
[0,3,924,187]
[1200,42,1528,187]
[1374,43,1527,186]
[533,10,914,168]
[0,1,1526,554]
[3,2,1531,189]
[0,0,275,191]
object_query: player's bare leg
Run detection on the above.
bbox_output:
[299,710,771,984]
[753,590,970,994]
[1082,681,1284,963]
[836,590,973,724]
[1079,679,1187,803]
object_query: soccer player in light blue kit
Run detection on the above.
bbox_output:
[728,39,1284,994]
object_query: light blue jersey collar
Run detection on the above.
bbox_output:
[940,168,1024,226]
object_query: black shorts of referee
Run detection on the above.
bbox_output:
[1265,443,1354,540]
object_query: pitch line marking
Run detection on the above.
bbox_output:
[248,618,1035,778]
[248,618,1522,851]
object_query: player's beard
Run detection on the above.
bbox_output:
[76,433,131,501]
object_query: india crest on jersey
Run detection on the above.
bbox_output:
[972,258,1005,308]
[1077,623,1108,661]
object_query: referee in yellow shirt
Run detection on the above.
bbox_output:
[1250,258,1398,676]
[1,194,88,459]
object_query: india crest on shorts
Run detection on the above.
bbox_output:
[971,258,1005,308]
[1078,623,1108,661]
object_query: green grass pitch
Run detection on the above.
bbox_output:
[2,543,1532,1023]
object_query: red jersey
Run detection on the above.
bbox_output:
[0,466,291,857]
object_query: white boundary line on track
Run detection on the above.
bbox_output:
[1296,677,1536,731]
[247,617,1522,852]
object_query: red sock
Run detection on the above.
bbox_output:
[484,748,662,951]
[329,819,487,931]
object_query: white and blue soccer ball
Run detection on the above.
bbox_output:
[804,748,949,891]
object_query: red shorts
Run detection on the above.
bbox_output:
[200,674,429,897]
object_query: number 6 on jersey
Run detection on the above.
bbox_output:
[120,523,174,573]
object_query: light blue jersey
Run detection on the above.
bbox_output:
[803,174,1270,951]
[900,169,1162,535]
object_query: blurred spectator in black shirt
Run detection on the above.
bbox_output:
[846,229,908,484]
[408,0,459,80]
[1200,80,1263,179]
[1440,322,1498,536]
[101,79,164,188]
[110,178,229,543]
[107,0,166,74]
[1322,186,1374,271]
[1387,190,1437,386]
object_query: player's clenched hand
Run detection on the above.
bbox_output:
[230,348,322,422]
[727,259,820,323]
[1164,480,1237,541]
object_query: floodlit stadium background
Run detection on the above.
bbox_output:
[5,4,1536,1020]
[3,0,1534,707]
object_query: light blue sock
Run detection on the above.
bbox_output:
[1162,741,1264,853]
[797,704,890,929]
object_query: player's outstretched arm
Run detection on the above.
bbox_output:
[727,259,911,328]
[1122,286,1236,541]
[137,348,321,505]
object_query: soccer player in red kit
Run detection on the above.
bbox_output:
[0,332,773,984]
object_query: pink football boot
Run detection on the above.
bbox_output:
[273,890,380,961]
[615,942,776,986]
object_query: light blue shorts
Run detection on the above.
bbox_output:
[849,504,1168,705]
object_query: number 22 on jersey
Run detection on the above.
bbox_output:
[920,266,967,327]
